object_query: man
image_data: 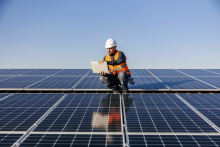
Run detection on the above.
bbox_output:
[98,38,132,93]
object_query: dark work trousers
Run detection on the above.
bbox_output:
[99,71,130,93]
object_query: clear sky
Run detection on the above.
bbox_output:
[0,0,220,69]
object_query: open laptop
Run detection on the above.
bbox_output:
[91,61,109,73]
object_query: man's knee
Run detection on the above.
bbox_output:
[99,76,106,83]
[118,71,127,79]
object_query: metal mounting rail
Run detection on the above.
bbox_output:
[71,69,92,89]
[175,94,220,133]
[121,94,130,147]
[11,94,68,147]
[146,69,171,90]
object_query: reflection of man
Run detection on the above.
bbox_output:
[92,94,134,131]
[98,38,133,94]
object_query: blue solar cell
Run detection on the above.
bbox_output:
[54,69,90,76]
[0,69,35,75]
[27,76,82,89]
[205,69,220,75]
[0,76,47,88]
[34,94,122,132]
[74,77,108,89]
[195,77,220,88]
[148,69,186,76]
[0,94,64,131]
[0,94,10,99]
[129,135,220,147]
[20,134,123,147]
[124,94,217,133]
[158,76,216,89]
[86,71,101,76]
[0,76,13,81]
[129,69,152,76]
[179,94,220,128]
[0,134,22,147]
[128,77,168,89]
[22,69,63,75]
[177,69,219,76]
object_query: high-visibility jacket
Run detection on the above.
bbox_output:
[105,50,131,75]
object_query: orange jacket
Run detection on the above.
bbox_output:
[105,50,131,75]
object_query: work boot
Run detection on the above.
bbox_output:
[113,85,122,94]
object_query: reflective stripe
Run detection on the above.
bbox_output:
[110,64,127,71]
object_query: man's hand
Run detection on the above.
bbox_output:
[98,71,106,75]
[98,59,105,64]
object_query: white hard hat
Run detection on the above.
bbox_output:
[105,38,117,48]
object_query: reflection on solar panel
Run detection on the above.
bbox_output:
[0,69,35,75]
[0,76,47,88]
[54,69,90,76]
[129,69,152,76]
[22,69,63,75]
[0,76,13,81]
[34,94,122,132]
[158,77,215,89]
[20,134,123,147]
[148,69,186,76]
[128,77,168,89]
[177,69,219,76]
[0,134,22,147]
[179,94,220,128]
[195,77,220,88]
[27,76,82,89]
[0,94,64,131]
[74,77,108,89]
[129,135,220,147]
[124,94,216,133]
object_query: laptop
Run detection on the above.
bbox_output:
[91,61,109,73]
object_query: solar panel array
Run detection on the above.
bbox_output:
[1,69,220,147]
[0,69,219,91]
[1,93,220,147]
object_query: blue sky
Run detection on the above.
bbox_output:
[0,0,220,69]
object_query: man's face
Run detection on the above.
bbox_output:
[107,46,116,55]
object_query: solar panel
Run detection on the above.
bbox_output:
[19,134,123,147]
[128,77,168,90]
[157,76,216,89]
[21,69,63,75]
[0,94,10,99]
[194,77,220,88]
[179,94,220,128]
[129,69,153,76]
[177,69,219,76]
[124,94,217,133]
[0,94,64,131]
[27,76,82,89]
[148,69,186,76]
[0,76,47,88]
[54,69,90,76]
[129,135,220,147]
[0,76,13,82]
[205,69,220,75]
[87,71,101,76]
[74,77,108,89]
[34,94,122,132]
[0,69,35,75]
[0,134,22,147]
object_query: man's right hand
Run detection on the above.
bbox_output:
[98,71,106,75]
[98,59,105,64]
